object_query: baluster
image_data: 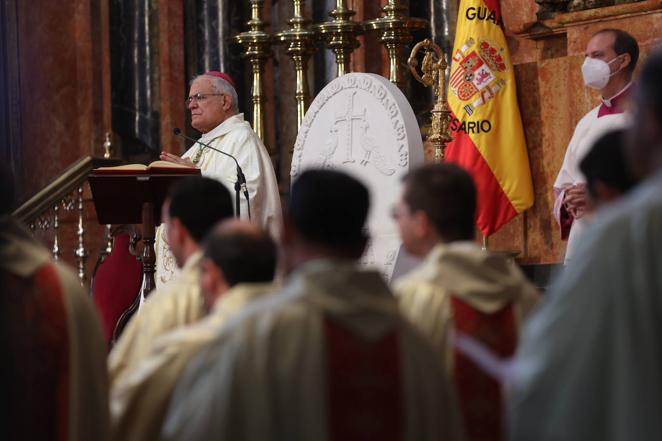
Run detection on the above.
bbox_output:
[52,203,60,260]
[74,186,88,285]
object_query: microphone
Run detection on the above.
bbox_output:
[172,128,251,219]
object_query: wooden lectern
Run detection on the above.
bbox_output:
[88,167,200,295]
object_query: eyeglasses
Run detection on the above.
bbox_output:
[185,93,224,106]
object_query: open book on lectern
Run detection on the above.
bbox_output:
[93,160,200,175]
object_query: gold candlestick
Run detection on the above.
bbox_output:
[314,0,362,77]
[408,39,452,162]
[235,0,272,141]
[364,0,426,90]
[275,0,317,130]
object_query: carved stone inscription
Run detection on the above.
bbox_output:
[292,73,424,279]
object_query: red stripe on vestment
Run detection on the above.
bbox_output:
[324,317,403,441]
[446,123,518,236]
[34,264,69,441]
[451,297,517,441]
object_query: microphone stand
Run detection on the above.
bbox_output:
[172,128,251,220]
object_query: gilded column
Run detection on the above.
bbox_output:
[409,39,452,162]
[275,0,317,130]
[235,0,272,141]
[365,0,426,90]
[314,0,361,77]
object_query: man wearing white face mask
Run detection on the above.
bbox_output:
[553,29,638,264]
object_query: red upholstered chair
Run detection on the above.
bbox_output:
[451,297,518,441]
[91,227,143,348]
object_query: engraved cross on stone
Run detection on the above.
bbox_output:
[334,91,365,164]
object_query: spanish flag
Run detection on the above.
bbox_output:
[445,0,533,236]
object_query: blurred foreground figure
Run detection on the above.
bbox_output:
[579,128,637,214]
[393,163,538,441]
[111,220,277,441]
[162,169,463,441]
[0,167,109,441]
[509,50,662,441]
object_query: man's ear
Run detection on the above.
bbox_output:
[619,52,632,73]
[170,217,187,245]
[222,94,233,112]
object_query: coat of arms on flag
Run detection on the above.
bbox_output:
[450,38,508,116]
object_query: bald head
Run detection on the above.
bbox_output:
[204,220,276,285]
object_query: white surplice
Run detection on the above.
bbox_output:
[155,113,282,287]
[509,169,662,441]
[553,104,631,264]
[161,260,464,441]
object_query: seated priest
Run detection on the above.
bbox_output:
[392,163,539,441]
[108,176,233,387]
[155,71,282,287]
[0,166,109,441]
[160,169,464,441]
[110,219,277,441]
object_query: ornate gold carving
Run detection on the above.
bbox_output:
[408,39,452,162]
[275,0,317,131]
[314,0,362,77]
[364,0,426,90]
[235,0,272,142]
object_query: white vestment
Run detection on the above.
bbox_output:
[509,169,662,441]
[554,104,630,264]
[110,283,274,441]
[394,242,539,372]
[155,113,282,287]
[162,260,463,441]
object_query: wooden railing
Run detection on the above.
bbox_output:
[13,156,123,284]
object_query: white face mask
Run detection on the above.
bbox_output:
[581,55,622,90]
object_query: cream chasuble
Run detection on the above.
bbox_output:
[394,242,539,372]
[162,260,463,441]
[109,252,204,387]
[0,219,109,441]
[110,283,275,441]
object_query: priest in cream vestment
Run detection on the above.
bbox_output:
[392,164,538,441]
[110,221,277,441]
[161,170,463,441]
[108,177,233,386]
[0,169,108,441]
[156,71,282,287]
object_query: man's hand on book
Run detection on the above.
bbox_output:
[160,152,195,168]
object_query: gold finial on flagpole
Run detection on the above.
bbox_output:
[314,0,362,77]
[408,39,452,162]
[235,0,272,141]
[275,0,317,130]
[364,0,426,90]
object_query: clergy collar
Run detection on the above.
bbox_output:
[198,113,246,143]
[600,82,632,108]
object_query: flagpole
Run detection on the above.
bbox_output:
[482,234,488,250]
